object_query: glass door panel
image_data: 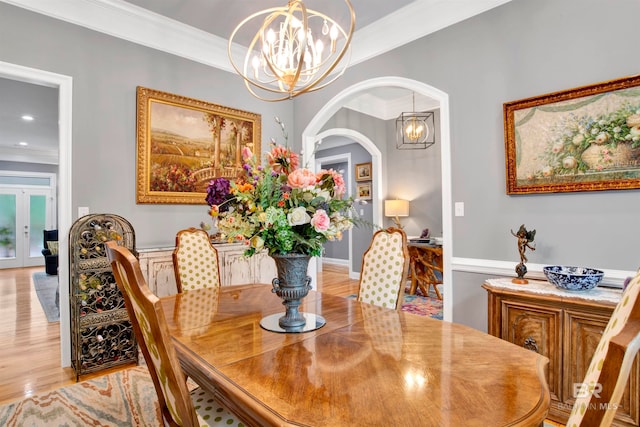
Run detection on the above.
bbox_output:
[0,191,18,268]
[25,193,48,266]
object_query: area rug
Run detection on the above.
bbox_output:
[32,272,59,323]
[0,366,162,427]
[347,286,443,320]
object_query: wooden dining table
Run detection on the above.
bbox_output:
[161,284,550,427]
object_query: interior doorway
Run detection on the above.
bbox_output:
[302,76,452,321]
[0,60,73,367]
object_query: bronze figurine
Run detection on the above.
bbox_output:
[511,224,536,284]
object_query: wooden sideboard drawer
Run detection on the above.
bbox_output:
[483,278,639,426]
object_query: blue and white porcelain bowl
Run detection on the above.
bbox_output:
[543,265,604,291]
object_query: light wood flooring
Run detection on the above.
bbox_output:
[0,264,358,405]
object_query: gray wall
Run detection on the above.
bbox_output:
[291,0,640,329]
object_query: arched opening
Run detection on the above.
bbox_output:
[302,77,452,321]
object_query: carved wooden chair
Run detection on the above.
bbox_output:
[173,227,221,292]
[105,241,244,427]
[357,227,409,310]
[565,269,640,427]
[408,245,443,299]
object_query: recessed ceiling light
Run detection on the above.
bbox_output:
[17,141,28,146]
[21,115,34,121]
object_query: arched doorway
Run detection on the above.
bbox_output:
[302,77,452,321]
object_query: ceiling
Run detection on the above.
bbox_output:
[0,0,513,162]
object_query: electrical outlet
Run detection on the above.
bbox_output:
[78,206,89,217]
[454,202,464,217]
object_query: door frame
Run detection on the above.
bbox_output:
[0,171,56,268]
[0,61,73,367]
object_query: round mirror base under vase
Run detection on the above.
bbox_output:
[260,312,326,334]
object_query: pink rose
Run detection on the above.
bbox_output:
[311,209,330,232]
[288,168,317,188]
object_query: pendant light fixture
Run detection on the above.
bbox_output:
[228,0,355,102]
[396,92,436,150]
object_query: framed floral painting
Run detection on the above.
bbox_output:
[504,74,640,194]
[136,86,261,204]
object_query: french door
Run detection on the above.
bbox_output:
[0,173,56,269]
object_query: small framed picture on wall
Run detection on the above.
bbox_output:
[355,162,372,182]
[356,182,372,200]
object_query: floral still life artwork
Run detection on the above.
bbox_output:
[504,75,640,194]
[204,117,358,257]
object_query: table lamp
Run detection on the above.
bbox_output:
[385,199,410,229]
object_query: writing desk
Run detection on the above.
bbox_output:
[161,285,549,426]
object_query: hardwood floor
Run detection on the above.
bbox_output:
[0,263,357,405]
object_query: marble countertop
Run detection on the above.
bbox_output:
[484,277,622,304]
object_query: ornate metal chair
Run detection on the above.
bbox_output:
[173,227,221,292]
[566,269,640,426]
[105,241,244,427]
[357,227,409,310]
[408,245,443,299]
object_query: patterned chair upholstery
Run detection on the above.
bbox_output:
[105,241,244,427]
[566,269,640,427]
[173,227,221,293]
[357,227,409,310]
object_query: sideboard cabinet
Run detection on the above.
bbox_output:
[137,243,276,297]
[483,278,639,426]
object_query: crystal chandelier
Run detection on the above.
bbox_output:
[396,92,436,150]
[228,0,355,102]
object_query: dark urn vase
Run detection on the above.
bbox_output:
[270,253,312,330]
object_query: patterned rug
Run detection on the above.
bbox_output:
[32,272,59,323]
[347,286,443,320]
[0,366,162,426]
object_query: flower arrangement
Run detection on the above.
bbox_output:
[537,103,640,177]
[205,118,356,257]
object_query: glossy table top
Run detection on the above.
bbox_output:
[161,285,549,427]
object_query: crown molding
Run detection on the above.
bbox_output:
[1,0,513,73]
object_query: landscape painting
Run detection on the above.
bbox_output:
[136,87,261,204]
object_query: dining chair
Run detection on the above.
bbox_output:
[408,245,443,299]
[565,269,640,427]
[357,227,409,310]
[173,227,221,292]
[105,241,244,427]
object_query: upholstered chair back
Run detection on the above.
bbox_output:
[566,269,640,427]
[357,227,409,310]
[106,241,242,427]
[173,228,221,292]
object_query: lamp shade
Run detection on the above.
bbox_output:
[384,199,410,218]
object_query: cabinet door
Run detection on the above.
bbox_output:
[253,251,277,284]
[222,249,253,286]
[565,309,639,426]
[138,250,178,297]
[502,300,563,403]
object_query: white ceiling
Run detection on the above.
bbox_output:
[0,0,513,162]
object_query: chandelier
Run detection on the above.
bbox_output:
[228,0,355,102]
[396,92,436,150]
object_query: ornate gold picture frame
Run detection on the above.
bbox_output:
[504,75,640,194]
[136,86,261,204]
[355,162,372,182]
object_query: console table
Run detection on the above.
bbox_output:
[483,278,639,426]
